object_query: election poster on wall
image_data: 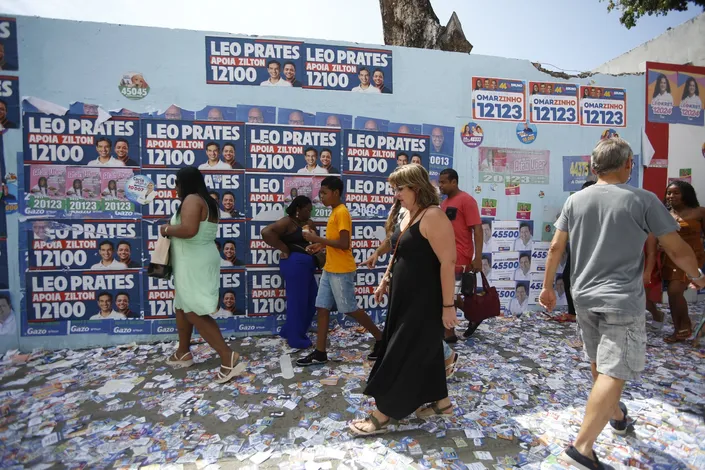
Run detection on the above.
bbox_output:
[472,76,526,123]
[579,86,627,128]
[0,75,19,133]
[343,129,429,177]
[562,154,640,191]
[647,68,679,124]
[344,174,395,219]
[0,17,18,72]
[528,81,579,125]
[247,173,330,221]
[304,44,392,93]
[676,71,704,126]
[479,148,550,185]
[246,268,286,317]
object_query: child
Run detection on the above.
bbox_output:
[298,176,383,365]
[644,233,665,330]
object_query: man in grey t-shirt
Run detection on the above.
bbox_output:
[540,138,705,470]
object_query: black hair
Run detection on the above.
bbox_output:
[108,179,117,189]
[516,284,527,293]
[359,66,369,74]
[96,137,112,147]
[223,190,235,199]
[321,176,343,195]
[652,74,672,98]
[215,240,221,250]
[99,240,114,250]
[0,294,10,303]
[519,222,532,232]
[373,68,384,77]
[205,141,220,151]
[320,148,332,156]
[681,77,700,100]
[223,289,236,298]
[519,253,530,261]
[208,190,219,200]
[0,98,7,108]
[174,167,219,218]
[73,179,82,189]
[223,142,236,151]
[117,240,131,249]
[284,61,296,70]
[439,168,459,183]
[665,180,700,208]
[223,239,236,248]
[304,147,318,157]
[482,255,490,262]
[116,291,130,299]
[285,195,313,217]
[267,59,281,68]
[38,177,47,186]
[581,180,596,190]
[397,152,408,160]
[97,291,113,301]
[115,138,129,147]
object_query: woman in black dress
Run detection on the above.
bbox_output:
[350,163,459,435]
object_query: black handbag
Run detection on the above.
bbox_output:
[460,267,477,297]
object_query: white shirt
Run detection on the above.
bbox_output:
[31,186,49,196]
[352,85,381,94]
[198,161,232,171]
[102,189,119,198]
[260,78,292,87]
[0,313,16,335]
[651,93,673,107]
[297,166,328,175]
[220,209,232,219]
[514,269,530,281]
[221,259,233,267]
[681,95,702,108]
[91,260,128,270]
[89,310,127,320]
[212,308,234,319]
[137,191,157,205]
[556,292,567,306]
[508,297,529,316]
[514,239,533,251]
[482,241,492,254]
[87,157,125,167]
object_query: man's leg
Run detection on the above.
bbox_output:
[573,375,625,458]
[315,308,331,352]
[297,271,334,366]
[347,309,382,341]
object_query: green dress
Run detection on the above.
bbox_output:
[169,206,220,316]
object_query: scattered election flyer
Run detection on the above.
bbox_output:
[528,81,579,125]
[118,72,150,100]
[479,147,550,185]
[579,85,627,128]
[472,76,526,123]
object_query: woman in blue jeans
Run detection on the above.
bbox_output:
[262,196,319,349]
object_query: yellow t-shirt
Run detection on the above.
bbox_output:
[324,204,356,273]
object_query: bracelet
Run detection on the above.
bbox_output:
[164,225,169,236]
[443,304,454,308]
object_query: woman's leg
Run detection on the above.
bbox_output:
[173,309,194,358]
[185,312,238,372]
[666,280,691,340]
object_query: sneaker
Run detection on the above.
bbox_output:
[462,321,482,338]
[559,445,606,470]
[296,350,328,367]
[609,402,628,435]
[367,341,383,361]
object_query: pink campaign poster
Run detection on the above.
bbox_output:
[65,167,101,200]
[479,147,550,185]
[28,165,65,199]
[101,168,133,200]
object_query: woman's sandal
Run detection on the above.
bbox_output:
[446,353,460,379]
[214,352,246,384]
[664,329,692,343]
[415,402,453,419]
[165,351,194,368]
[348,413,391,436]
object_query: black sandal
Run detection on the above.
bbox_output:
[348,413,391,436]
[416,402,453,419]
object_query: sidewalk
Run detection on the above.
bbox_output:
[1,305,703,469]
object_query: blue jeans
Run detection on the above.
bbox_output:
[279,252,317,349]
[315,270,359,314]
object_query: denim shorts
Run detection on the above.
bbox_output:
[577,309,646,381]
[315,270,359,314]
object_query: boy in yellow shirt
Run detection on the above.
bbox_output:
[299,176,383,365]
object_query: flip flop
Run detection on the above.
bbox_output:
[416,402,453,419]
[348,413,391,436]
[214,352,246,384]
[165,351,194,368]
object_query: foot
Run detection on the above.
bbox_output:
[166,350,194,368]
[219,351,240,376]
[348,411,390,436]
[559,445,605,470]
[664,329,692,343]
[463,321,481,338]
[445,352,459,378]
[367,341,383,361]
[609,401,628,435]
[648,320,664,332]
[296,349,328,367]
[415,400,453,419]
[444,334,458,344]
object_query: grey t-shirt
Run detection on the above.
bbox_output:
[555,183,678,314]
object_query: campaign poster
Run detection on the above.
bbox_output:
[195,105,238,122]
[65,166,102,215]
[247,173,330,221]
[246,124,341,174]
[562,154,640,191]
[216,219,246,267]
[277,108,315,126]
[0,238,7,289]
[530,241,550,274]
[351,268,388,319]
[67,320,111,335]
[472,76,526,122]
[206,36,303,87]
[23,165,66,216]
[101,168,139,216]
[315,112,352,129]
[236,105,276,124]
[481,198,497,218]
[23,114,141,165]
[140,169,179,220]
[110,319,151,335]
[490,251,519,282]
[422,124,454,156]
[491,220,520,252]
[528,81,579,125]
[234,315,277,335]
[143,276,175,319]
[528,273,544,305]
[646,68,678,124]
[344,174,394,219]
[246,220,281,268]
[247,268,286,317]
[354,117,389,133]
[479,147,550,185]
[0,75,19,132]
[343,129,429,177]
[151,319,177,335]
[389,122,422,135]
[27,219,142,271]
[516,202,531,220]
[493,280,517,315]
[579,86,627,128]
[213,268,247,318]
[0,18,18,71]
[351,220,388,268]
[141,119,245,170]
[677,71,705,126]
[26,271,140,323]
[0,291,15,337]
[303,44,393,93]
[205,172,246,218]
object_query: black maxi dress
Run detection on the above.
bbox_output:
[363,216,447,420]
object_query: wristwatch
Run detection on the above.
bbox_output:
[687,268,705,281]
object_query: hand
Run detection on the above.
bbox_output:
[471,256,482,273]
[360,252,379,269]
[306,243,323,254]
[280,250,290,260]
[374,281,388,303]
[442,306,459,329]
[538,288,556,312]
[692,276,705,290]
[642,271,652,286]
[302,231,320,243]
[159,225,170,237]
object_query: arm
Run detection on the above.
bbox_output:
[466,196,483,271]
[657,232,705,286]
[159,195,202,239]
[361,237,392,268]
[422,208,459,329]
[302,209,351,250]
[472,225,483,271]
[643,233,658,284]
[539,229,569,312]
[261,218,293,257]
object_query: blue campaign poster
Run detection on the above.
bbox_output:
[315,112,352,129]
[343,129,430,177]
[422,124,454,157]
[0,17,19,71]
[236,105,276,124]
[389,122,421,135]
[246,268,286,317]
[0,75,19,132]
[195,105,238,122]
[354,116,389,132]
[277,108,315,126]
[344,174,394,219]
[303,44,392,93]
[562,154,640,191]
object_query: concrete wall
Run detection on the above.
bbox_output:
[593,13,705,74]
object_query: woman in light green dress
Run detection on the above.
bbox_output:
[161,167,244,384]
